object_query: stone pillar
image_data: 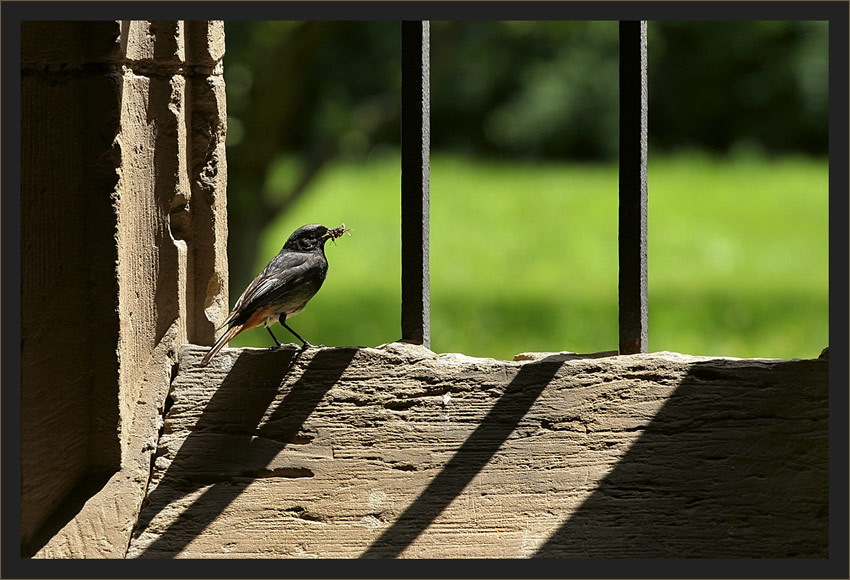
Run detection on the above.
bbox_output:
[21,20,228,558]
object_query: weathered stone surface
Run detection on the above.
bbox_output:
[31,336,174,559]
[127,343,827,558]
[23,20,228,558]
[21,21,125,550]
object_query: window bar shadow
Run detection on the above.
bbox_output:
[400,20,431,348]
[618,20,648,355]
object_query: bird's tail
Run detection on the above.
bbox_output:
[199,324,243,367]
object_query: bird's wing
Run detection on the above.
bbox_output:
[221,252,321,328]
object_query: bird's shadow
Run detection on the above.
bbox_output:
[130,345,358,558]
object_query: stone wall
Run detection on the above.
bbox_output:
[21,21,228,558]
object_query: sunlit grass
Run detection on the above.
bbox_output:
[228,151,828,361]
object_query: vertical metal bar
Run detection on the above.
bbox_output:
[618,21,648,355]
[400,20,431,347]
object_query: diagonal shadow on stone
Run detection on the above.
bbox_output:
[533,358,828,558]
[131,347,358,558]
[359,355,565,558]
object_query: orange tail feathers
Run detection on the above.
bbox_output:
[199,324,244,367]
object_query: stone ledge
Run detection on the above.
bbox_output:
[127,343,828,558]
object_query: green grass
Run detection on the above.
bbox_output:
[229,151,828,361]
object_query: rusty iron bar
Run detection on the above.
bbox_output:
[618,21,649,355]
[400,21,431,347]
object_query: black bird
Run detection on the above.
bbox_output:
[200,223,348,366]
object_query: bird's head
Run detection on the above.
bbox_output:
[283,223,348,252]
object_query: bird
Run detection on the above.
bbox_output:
[199,223,348,367]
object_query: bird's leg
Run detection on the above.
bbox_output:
[279,314,311,348]
[265,320,282,349]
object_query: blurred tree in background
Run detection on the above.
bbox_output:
[222,20,828,358]
[648,21,828,156]
[224,21,401,288]
[225,20,827,289]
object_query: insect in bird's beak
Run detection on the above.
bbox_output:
[326,223,351,245]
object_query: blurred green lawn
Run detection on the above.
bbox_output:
[229,152,828,361]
